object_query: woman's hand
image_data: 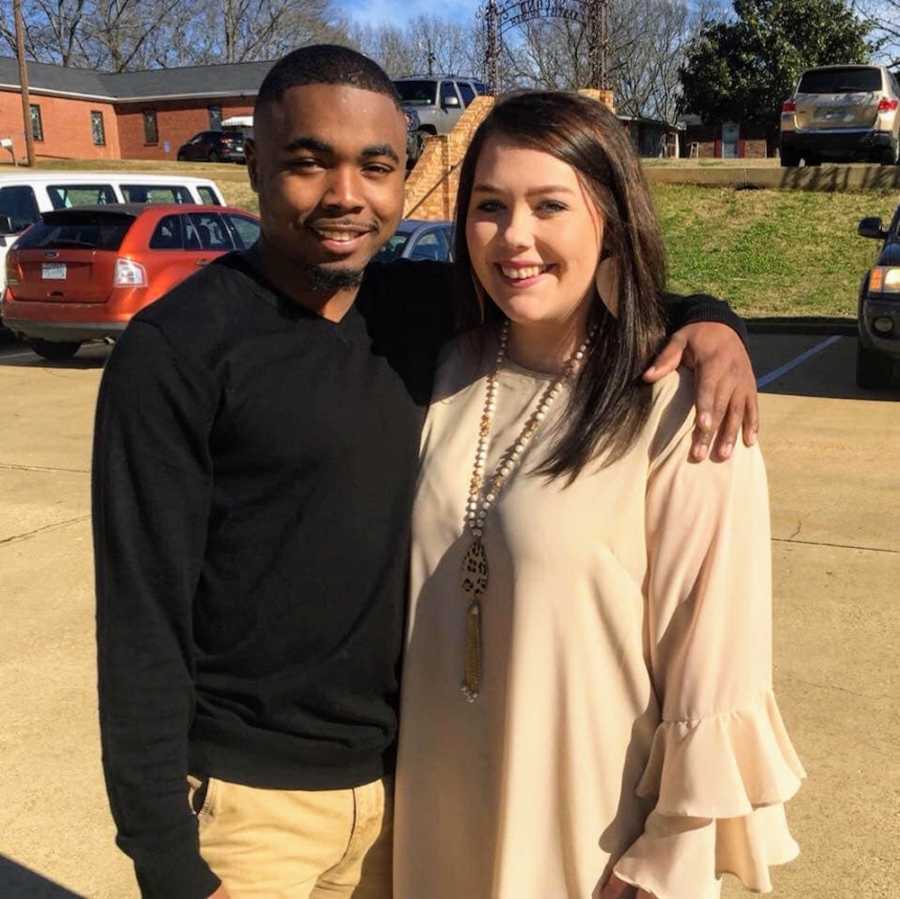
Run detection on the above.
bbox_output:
[643,321,758,463]
[598,872,654,898]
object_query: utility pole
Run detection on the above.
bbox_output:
[14,0,36,167]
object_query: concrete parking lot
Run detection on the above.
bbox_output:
[0,330,897,899]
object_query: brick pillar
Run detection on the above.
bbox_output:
[577,88,616,113]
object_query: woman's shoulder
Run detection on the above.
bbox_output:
[645,368,697,468]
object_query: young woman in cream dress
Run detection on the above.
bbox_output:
[393,92,805,899]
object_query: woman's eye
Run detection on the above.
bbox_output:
[538,200,567,213]
[475,200,503,212]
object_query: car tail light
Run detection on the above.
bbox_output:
[5,250,19,286]
[782,99,797,113]
[878,98,899,112]
[114,257,147,287]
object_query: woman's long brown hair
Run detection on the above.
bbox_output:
[453,90,668,482]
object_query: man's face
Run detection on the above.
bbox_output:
[247,83,407,289]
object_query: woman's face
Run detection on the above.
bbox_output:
[465,138,604,336]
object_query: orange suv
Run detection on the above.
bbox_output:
[2,203,259,359]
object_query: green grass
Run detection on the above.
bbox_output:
[652,184,895,318]
[11,158,895,318]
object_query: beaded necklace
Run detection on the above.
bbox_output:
[460,319,597,702]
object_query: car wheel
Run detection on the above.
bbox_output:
[881,142,900,166]
[209,150,221,163]
[804,155,821,167]
[29,339,81,361]
[780,149,800,168]
[856,343,894,388]
[177,152,186,162]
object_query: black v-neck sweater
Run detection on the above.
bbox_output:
[92,252,746,898]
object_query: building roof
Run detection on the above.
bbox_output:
[0,56,273,103]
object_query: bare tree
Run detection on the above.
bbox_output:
[0,0,89,66]
[351,14,482,78]
[499,0,717,123]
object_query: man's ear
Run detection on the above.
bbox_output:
[594,256,619,317]
[245,139,260,194]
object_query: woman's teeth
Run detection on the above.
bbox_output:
[500,265,546,280]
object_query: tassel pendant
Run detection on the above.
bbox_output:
[462,600,482,702]
[461,538,488,702]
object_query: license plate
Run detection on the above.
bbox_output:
[42,263,66,280]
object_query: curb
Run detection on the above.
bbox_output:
[645,164,900,193]
[746,317,857,336]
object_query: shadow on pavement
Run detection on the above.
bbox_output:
[0,856,83,898]
[750,332,900,401]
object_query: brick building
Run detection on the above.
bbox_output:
[680,115,776,159]
[0,57,271,163]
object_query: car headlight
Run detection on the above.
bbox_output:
[868,266,900,293]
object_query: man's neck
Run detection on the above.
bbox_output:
[249,240,361,323]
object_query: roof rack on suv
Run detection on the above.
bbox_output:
[396,74,482,81]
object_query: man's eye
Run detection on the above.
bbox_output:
[290,158,321,170]
[364,164,393,175]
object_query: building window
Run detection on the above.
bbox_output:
[91,111,106,146]
[30,104,44,142]
[143,110,158,144]
[208,105,222,130]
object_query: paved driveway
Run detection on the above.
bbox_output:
[0,333,897,899]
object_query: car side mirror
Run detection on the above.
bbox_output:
[858,217,888,240]
[442,95,461,109]
[0,214,12,234]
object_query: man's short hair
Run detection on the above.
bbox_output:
[255,45,401,116]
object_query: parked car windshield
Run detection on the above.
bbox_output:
[374,229,414,262]
[798,68,882,94]
[16,211,133,251]
[395,80,437,104]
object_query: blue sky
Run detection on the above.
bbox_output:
[341,0,730,30]
[342,0,483,28]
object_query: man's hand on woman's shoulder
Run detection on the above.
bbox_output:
[644,321,758,464]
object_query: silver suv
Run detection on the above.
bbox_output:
[780,65,900,167]
[393,76,489,137]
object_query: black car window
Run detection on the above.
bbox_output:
[47,184,117,209]
[474,82,488,95]
[15,211,133,250]
[197,186,221,206]
[149,214,184,250]
[373,231,411,262]
[122,184,193,204]
[798,67,882,94]
[0,185,40,232]
[458,82,475,106]
[394,80,438,105]
[224,214,260,249]
[440,81,459,106]
[409,228,448,261]
[187,212,233,251]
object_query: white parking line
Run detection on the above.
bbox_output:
[756,335,844,389]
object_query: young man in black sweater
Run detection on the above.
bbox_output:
[93,46,758,899]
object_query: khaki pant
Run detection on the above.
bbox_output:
[188,775,393,899]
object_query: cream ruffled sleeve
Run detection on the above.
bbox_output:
[613,373,806,899]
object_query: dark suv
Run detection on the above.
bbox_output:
[856,212,900,388]
[177,130,246,163]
